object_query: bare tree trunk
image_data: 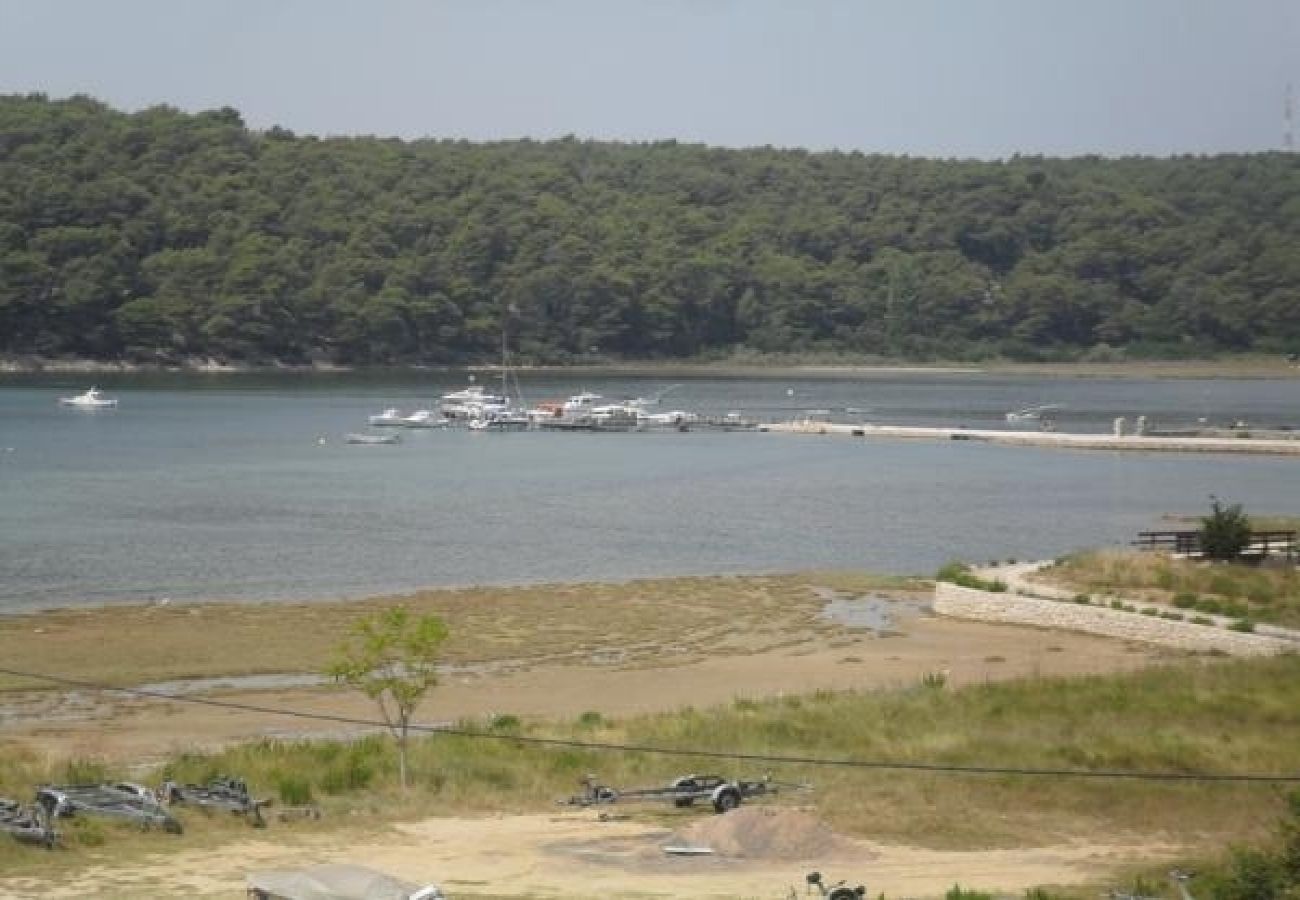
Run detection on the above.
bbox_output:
[398,723,409,790]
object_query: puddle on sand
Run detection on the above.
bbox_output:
[815,589,932,633]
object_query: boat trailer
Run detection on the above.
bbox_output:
[794,871,866,900]
[161,775,270,827]
[36,783,183,834]
[561,773,809,814]
[1,797,58,848]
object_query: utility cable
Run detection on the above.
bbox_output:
[3,666,1299,783]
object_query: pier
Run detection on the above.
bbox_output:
[761,420,1300,456]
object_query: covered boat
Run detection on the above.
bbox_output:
[246,863,444,900]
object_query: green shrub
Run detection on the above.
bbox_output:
[577,711,604,728]
[1073,594,1092,605]
[275,774,313,806]
[1229,619,1256,633]
[319,747,376,795]
[1190,615,1215,626]
[490,714,521,731]
[946,885,995,900]
[1141,607,1160,616]
[1173,592,1198,609]
[1201,497,1251,561]
[936,561,1007,592]
[1211,574,1244,598]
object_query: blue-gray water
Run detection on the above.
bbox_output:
[1,371,1297,612]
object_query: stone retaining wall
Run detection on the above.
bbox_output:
[933,582,1294,656]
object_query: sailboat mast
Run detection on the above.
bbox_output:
[501,316,508,401]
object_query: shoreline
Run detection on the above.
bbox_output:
[4,355,1300,380]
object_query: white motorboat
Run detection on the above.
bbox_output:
[368,408,405,426]
[1006,404,1061,424]
[562,391,603,414]
[468,410,531,432]
[58,387,117,409]
[440,385,505,418]
[399,409,447,428]
[638,409,698,430]
[346,432,401,445]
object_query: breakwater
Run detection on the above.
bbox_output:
[763,421,1300,456]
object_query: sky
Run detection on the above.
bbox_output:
[1,0,1297,158]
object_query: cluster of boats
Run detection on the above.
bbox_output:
[348,384,721,443]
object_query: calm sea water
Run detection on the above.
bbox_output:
[1,371,1297,612]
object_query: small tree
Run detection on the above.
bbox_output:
[1199,495,1251,561]
[327,606,448,790]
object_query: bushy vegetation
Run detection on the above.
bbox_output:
[1194,791,1300,900]
[1200,498,1252,562]
[937,561,1008,592]
[1045,550,1300,629]
[2,94,1299,366]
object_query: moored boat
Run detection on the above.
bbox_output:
[368,408,405,426]
[399,409,447,428]
[440,385,505,418]
[346,432,402,445]
[58,387,117,409]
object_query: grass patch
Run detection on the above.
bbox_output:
[5,655,1300,868]
[1041,550,1300,629]
[936,562,1007,593]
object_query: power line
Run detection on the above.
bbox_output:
[4,666,1299,784]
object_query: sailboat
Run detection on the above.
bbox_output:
[469,314,530,432]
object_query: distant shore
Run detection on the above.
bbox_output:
[3,355,1299,380]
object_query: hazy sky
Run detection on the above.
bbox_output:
[1,0,1297,157]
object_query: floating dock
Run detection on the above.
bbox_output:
[761,421,1300,456]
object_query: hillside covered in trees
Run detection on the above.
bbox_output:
[2,94,1298,365]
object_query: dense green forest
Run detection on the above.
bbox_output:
[2,93,1298,365]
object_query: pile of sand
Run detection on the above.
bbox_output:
[669,806,852,860]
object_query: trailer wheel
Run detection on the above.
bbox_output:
[673,797,695,808]
[828,889,861,900]
[712,788,741,813]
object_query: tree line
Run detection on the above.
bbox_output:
[2,93,1298,365]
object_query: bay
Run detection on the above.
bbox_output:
[1,370,1297,612]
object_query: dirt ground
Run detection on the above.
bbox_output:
[0,810,1184,900]
[0,584,1180,898]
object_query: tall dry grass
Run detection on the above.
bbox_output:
[6,655,1297,866]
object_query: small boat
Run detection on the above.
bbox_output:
[345,432,401,445]
[1006,404,1061,423]
[246,863,446,900]
[468,410,530,431]
[562,391,604,414]
[58,387,117,408]
[399,410,447,428]
[637,409,698,430]
[368,408,405,426]
[440,385,505,418]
